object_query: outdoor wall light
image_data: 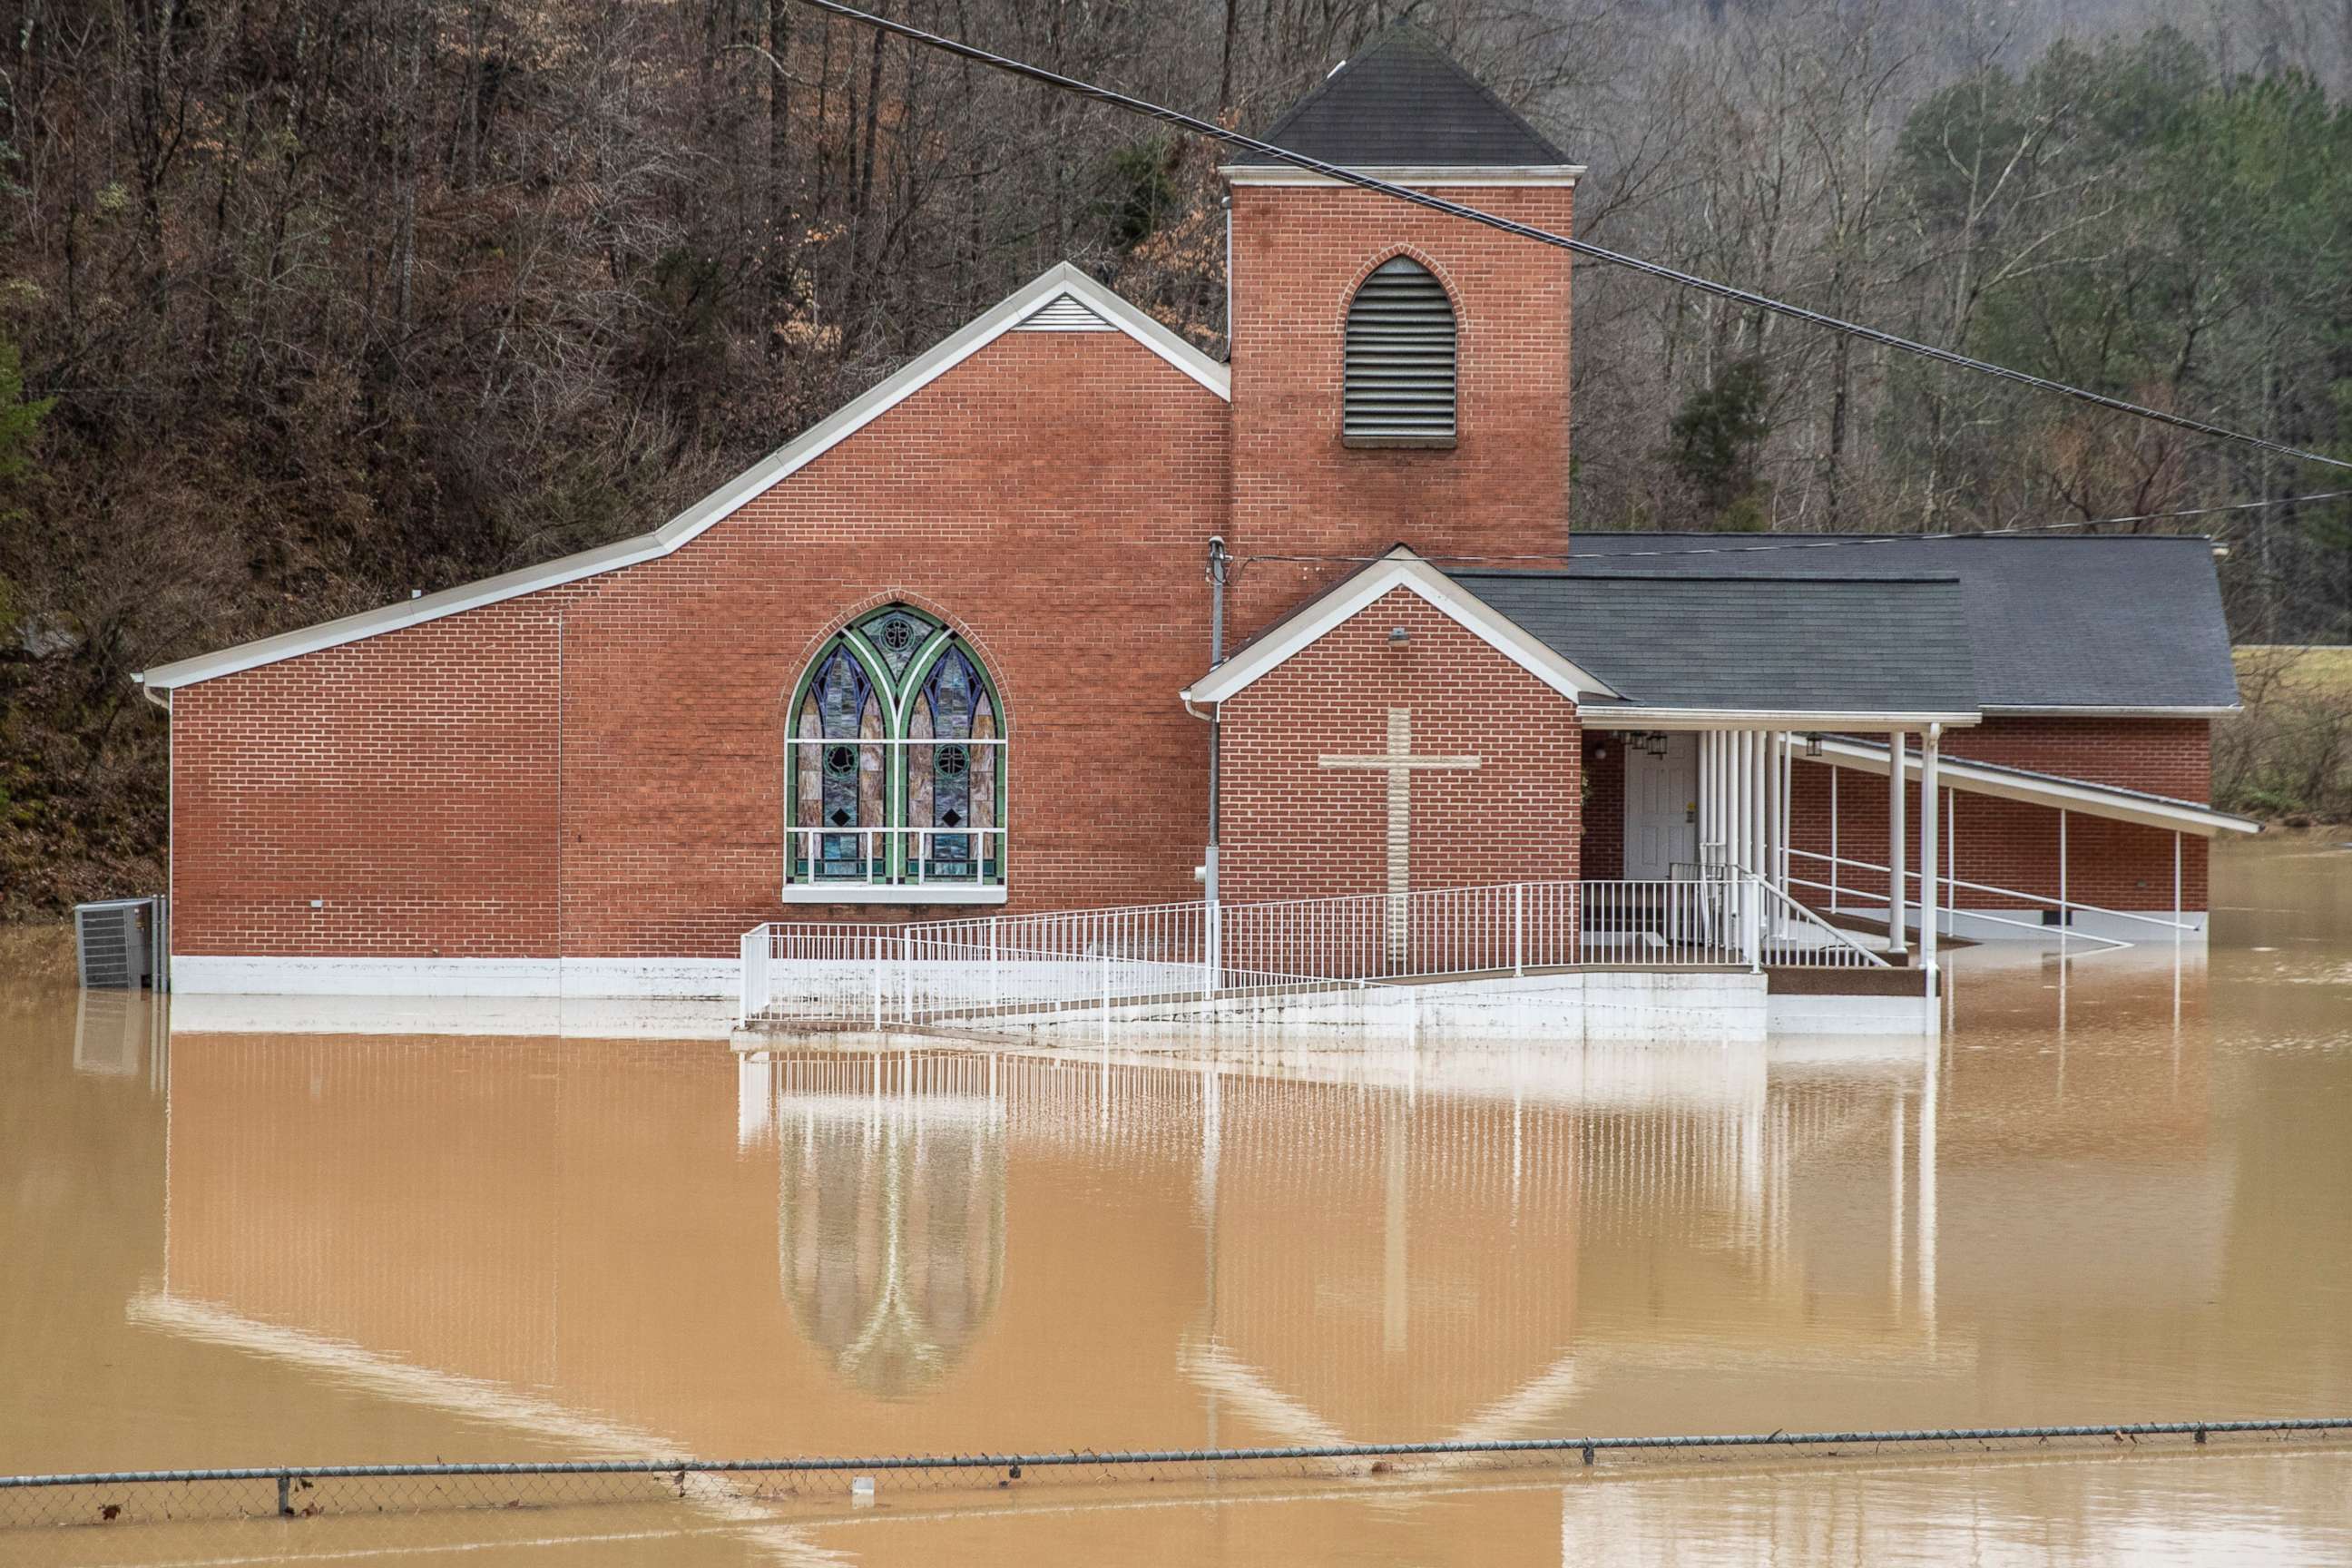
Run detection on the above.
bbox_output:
[1646,734,1669,758]
[1805,733,1824,760]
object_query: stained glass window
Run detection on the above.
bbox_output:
[787,608,1004,890]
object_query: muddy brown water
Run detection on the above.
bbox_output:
[3,834,2348,1563]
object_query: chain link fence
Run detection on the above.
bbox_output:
[5,1418,2348,1538]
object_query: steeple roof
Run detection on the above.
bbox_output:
[1233,24,1570,169]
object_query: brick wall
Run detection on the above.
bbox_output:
[1216,589,1581,906]
[1225,182,1573,639]
[1580,730,1624,880]
[172,327,1230,959]
[171,602,565,957]
[1786,718,2214,916]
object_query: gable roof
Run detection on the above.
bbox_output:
[1451,571,1982,722]
[1566,533,2240,714]
[1230,24,1572,172]
[138,265,1227,694]
[1183,549,1620,706]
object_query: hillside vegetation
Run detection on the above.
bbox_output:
[2220,647,2352,823]
[3,0,2350,916]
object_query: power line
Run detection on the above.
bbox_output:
[1233,489,2352,573]
[799,0,2352,475]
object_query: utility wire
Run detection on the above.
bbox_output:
[799,0,2352,475]
[1234,488,2352,572]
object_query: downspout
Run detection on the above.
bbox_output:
[133,673,173,993]
[1196,536,1231,915]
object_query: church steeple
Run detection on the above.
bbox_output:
[1231,24,1572,172]
[1221,27,1580,635]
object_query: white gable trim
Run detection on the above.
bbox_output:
[1183,550,1620,707]
[137,265,1228,691]
[1220,164,1584,187]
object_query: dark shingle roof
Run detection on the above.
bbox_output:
[1564,534,2241,711]
[1234,25,1570,169]
[1451,573,1980,715]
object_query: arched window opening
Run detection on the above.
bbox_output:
[788,609,1005,893]
[1343,257,1457,447]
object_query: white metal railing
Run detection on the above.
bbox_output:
[1752,879,1892,967]
[1788,847,2189,951]
[740,876,1920,1028]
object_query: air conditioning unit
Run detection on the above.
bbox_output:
[74,896,168,991]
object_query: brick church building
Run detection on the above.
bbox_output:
[137,28,2250,999]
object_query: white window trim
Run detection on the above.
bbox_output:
[778,885,1008,906]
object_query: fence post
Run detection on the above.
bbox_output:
[989,916,1001,1014]
[1745,877,1763,973]
[277,1472,292,1517]
[738,926,753,1029]
[900,930,912,1024]
[872,933,884,1032]
[1514,883,1525,975]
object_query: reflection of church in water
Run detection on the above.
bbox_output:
[131,992,2220,1461]
[769,1055,1007,1396]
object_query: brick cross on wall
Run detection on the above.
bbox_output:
[1318,708,1482,960]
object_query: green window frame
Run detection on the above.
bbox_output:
[787,607,1007,890]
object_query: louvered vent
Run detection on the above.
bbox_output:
[1016,295,1114,331]
[1344,258,1457,445]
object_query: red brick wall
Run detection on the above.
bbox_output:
[1225,182,1573,640]
[171,602,565,957]
[1580,730,1624,880]
[1786,718,2214,916]
[172,327,1230,959]
[1948,716,2210,801]
[1216,590,1581,906]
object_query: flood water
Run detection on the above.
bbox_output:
[4,834,2349,1564]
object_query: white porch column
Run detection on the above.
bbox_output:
[1919,723,1941,975]
[1748,730,1765,876]
[1887,730,1908,954]
[1828,764,1841,913]
[1769,729,1787,888]
[1732,731,1749,871]
[1700,732,1717,865]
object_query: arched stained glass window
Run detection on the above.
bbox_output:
[788,609,1005,893]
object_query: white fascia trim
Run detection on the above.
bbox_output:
[1810,736,2260,838]
[1183,551,1620,707]
[1221,164,1584,187]
[1982,705,2241,719]
[778,884,1008,906]
[1589,710,1984,730]
[138,265,1227,691]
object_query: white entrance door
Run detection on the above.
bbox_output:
[1622,735,1699,881]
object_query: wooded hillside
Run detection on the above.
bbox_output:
[3,0,2348,914]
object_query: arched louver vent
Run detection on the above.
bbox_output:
[1344,258,1457,445]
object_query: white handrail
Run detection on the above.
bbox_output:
[1754,880,1891,967]
[1787,847,2193,935]
[740,874,1896,1027]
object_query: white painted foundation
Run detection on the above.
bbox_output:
[170,955,738,998]
[168,956,1936,1039]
